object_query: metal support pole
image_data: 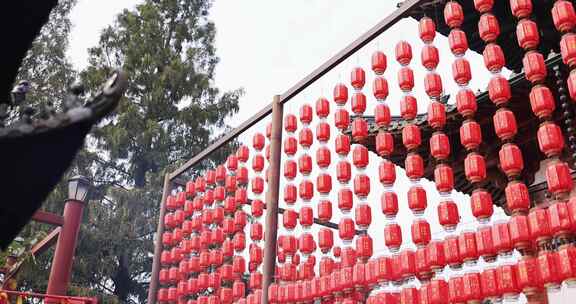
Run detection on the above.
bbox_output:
[46,199,85,297]
[147,174,172,304]
[261,95,283,304]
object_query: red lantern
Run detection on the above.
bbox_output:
[493,108,517,140]
[456,89,477,118]
[523,51,546,83]
[419,17,436,43]
[356,234,373,260]
[338,188,353,212]
[316,146,331,169]
[351,67,366,90]
[399,250,416,280]
[478,13,500,43]
[448,29,468,56]
[299,233,316,256]
[335,161,351,185]
[334,108,350,131]
[398,67,415,92]
[488,76,511,106]
[492,221,512,255]
[384,223,402,252]
[283,137,298,157]
[374,104,391,127]
[429,279,449,304]
[427,102,446,130]
[557,245,576,284]
[352,145,369,169]
[408,185,427,214]
[395,41,412,65]
[471,189,494,222]
[335,134,350,157]
[355,204,372,229]
[351,92,367,115]
[509,214,531,251]
[548,201,572,238]
[316,97,330,118]
[530,85,555,119]
[338,217,355,242]
[378,159,396,186]
[421,45,440,70]
[402,124,421,150]
[517,256,542,294]
[448,276,465,304]
[483,43,505,73]
[318,228,334,253]
[373,77,389,101]
[283,209,297,230]
[283,160,296,180]
[517,19,540,50]
[299,205,313,228]
[318,200,332,222]
[299,180,314,201]
[372,51,387,75]
[537,122,565,157]
[465,152,486,183]
[480,267,498,299]
[499,143,524,178]
[299,127,313,148]
[430,132,450,159]
[298,154,312,176]
[463,272,483,303]
[474,0,494,12]
[334,83,348,105]
[351,118,368,141]
[252,155,264,173]
[375,131,394,157]
[299,104,313,125]
[381,191,398,219]
[424,73,443,99]
[405,153,424,181]
[434,164,454,194]
[411,219,431,247]
[437,200,459,231]
[552,0,576,33]
[426,240,445,272]
[561,33,576,67]
[195,177,206,193]
[546,160,573,195]
[444,235,462,267]
[444,1,464,28]
[529,208,552,244]
[452,58,472,86]
[569,70,576,101]
[353,174,370,198]
[510,0,533,18]
[477,225,497,261]
[538,251,561,290]
[317,173,332,196]
[400,94,418,120]
[284,114,297,133]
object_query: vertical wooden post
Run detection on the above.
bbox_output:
[261,95,283,304]
[147,174,172,304]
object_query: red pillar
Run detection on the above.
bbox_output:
[46,199,85,297]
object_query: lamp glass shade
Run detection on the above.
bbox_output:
[68,175,90,202]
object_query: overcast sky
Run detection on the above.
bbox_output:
[66,2,572,302]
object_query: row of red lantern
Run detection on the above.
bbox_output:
[553,0,576,101]
[157,279,249,304]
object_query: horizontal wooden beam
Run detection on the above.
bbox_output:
[31,210,64,226]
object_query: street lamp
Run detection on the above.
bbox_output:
[67,175,90,202]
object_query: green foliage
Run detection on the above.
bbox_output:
[5,0,242,303]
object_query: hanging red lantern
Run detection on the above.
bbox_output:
[283,136,297,156]
[569,70,576,101]
[356,234,373,260]
[444,235,462,268]
[338,217,355,242]
[334,83,349,105]
[299,233,316,256]
[317,200,332,222]
[470,189,494,222]
[415,246,430,279]
[373,77,389,101]
[251,198,264,218]
[517,19,540,50]
[384,223,402,252]
[509,214,532,251]
[510,0,533,18]
[283,160,297,181]
[493,108,517,140]
[352,145,369,169]
[316,146,331,169]
[517,256,542,295]
[428,102,446,129]
[478,13,500,43]
[318,228,334,253]
[448,29,468,56]
[395,41,412,65]
[529,208,552,245]
[558,245,576,285]
[546,160,573,195]
[299,154,313,176]
[336,160,351,184]
[299,127,313,148]
[411,219,431,247]
[355,204,372,229]
[499,143,524,178]
[465,152,486,183]
[429,279,450,304]
[316,97,330,119]
[375,104,391,127]
[463,272,483,303]
[456,89,478,119]
[537,122,565,157]
[353,174,370,198]
[481,267,499,299]
[227,155,239,173]
[338,188,353,212]
[530,85,555,119]
[476,224,497,261]
[474,0,494,12]
[299,104,313,125]
[371,51,387,75]
[434,164,454,194]
[233,232,246,253]
[421,45,440,71]
[317,173,332,196]
[283,209,297,230]
[437,200,459,231]
[297,206,313,228]
[493,221,512,255]
[488,76,512,106]
[398,67,415,92]
[378,159,396,186]
[381,191,398,219]
[284,114,297,133]
[561,33,576,67]
[299,179,314,201]
[548,201,572,238]
[426,240,445,272]
[400,94,418,120]
[402,124,422,150]
[523,51,547,83]
[430,132,450,160]
[334,108,350,131]
[459,231,479,263]
[250,222,263,242]
[483,43,505,73]
[399,250,416,280]
[424,73,444,100]
[419,17,436,43]
[335,135,351,158]
[448,275,465,304]
[538,251,561,290]
[375,132,394,157]
[452,58,472,86]
[251,155,264,173]
[444,1,464,28]
[552,0,576,33]
[351,118,368,141]
[351,67,366,90]
[408,185,427,214]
